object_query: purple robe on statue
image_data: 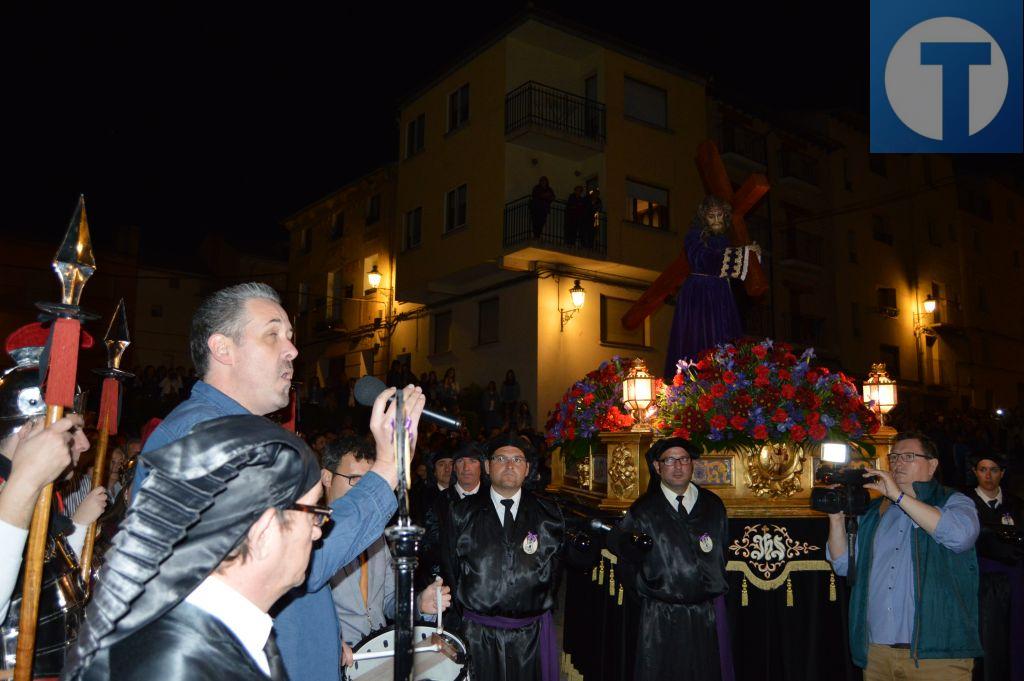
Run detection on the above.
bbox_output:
[663,227,748,378]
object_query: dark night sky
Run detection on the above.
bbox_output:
[0,2,867,258]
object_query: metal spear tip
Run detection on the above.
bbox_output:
[52,194,97,307]
[103,298,131,370]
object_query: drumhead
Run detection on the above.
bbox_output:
[347,625,468,681]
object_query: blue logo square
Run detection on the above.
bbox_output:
[871,0,1022,153]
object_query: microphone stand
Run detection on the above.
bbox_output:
[384,389,423,681]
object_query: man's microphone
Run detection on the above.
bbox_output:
[354,375,462,430]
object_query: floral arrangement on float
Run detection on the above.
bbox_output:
[654,339,880,455]
[545,356,653,466]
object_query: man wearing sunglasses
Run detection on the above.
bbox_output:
[322,436,451,669]
[607,437,729,681]
[826,430,982,680]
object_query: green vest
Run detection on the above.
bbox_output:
[847,478,982,667]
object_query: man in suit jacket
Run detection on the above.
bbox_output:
[323,436,450,667]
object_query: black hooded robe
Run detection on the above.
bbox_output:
[609,484,729,681]
[441,490,566,681]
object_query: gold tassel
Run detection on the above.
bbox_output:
[617,584,624,606]
[598,558,605,585]
[741,576,748,606]
[786,576,794,607]
[591,565,597,582]
[829,572,836,602]
[609,565,616,597]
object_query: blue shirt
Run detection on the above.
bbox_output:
[132,380,250,494]
[827,491,979,645]
[130,380,399,681]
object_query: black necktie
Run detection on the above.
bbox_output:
[988,499,999,509]
[501,499,515,541]
[676,494,687,516]
[264,629,285,681]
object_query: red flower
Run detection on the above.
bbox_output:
[753,424,769,440]
[784,353,798,366]
[672,427,691,439]
[696,359,709,371]
[790,425,807,442]
[698,394,715,412]
[727,346,738,355]
[781,384,796,399]
[772,408,789,423]
[806,411,821,425]
[806,370,820,383]
[809,423,827,441]
[754,376,770,388]
[722,371,737,384]
[778,369,791,381]
[735,394,754,408]
[752,345,768,359]
[711,383,728,398]
[710,414,728,430]
[672,373,685,386]
[755,365,771,378]
[582,393,595,406]
[730,415,748,430]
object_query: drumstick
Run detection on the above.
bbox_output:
[436,581,444,634]
[351,644,441,662]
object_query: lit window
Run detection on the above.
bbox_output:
[626,180,669,229]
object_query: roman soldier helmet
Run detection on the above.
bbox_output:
[0,322,94,442]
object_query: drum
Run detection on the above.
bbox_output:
[346,625,469,681]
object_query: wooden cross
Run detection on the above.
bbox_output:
[621,140,769,330]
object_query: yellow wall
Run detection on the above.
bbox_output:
[396,41,509,301]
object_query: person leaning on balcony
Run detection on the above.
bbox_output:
[826,430,983,681]
[565,185,588,247]
[529,176,555,238]
[586,188,602,249]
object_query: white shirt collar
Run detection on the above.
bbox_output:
[661,481,698,514]
[455,482,480,498]
[437,482,447,492]
[184,575,273,675]
[490,486,522,521]
[976,486,1003,506]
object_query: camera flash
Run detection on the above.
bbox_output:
[822,442,848,464]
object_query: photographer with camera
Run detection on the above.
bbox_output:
[825,431,982,680]
[967,454,1023,681]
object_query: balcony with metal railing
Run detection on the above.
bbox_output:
[503,195,607,258]
[720,122,767,168]
[777,148,819,188]
[505,82,606,160]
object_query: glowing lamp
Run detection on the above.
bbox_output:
[367,265,382,289]
[862,363,898,425]
[621,358,655,432]
[569,279,586,308]
[821,442,849,464]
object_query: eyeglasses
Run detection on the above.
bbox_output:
[658,456,692,467]
[491,455,526,466]
[887,451,934,464]
[333,471,363,487]
[289,502,333,527]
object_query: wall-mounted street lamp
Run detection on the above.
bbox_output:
[862,363,898,425]
[559,279,586,331]
[922,293,937,314]
[367,264,383,290]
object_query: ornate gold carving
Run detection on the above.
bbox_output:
[576,459,592,491]
[743,442,805,497]
[607,444,638,498]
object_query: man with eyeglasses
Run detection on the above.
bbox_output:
[441,433,583,681]
[607,437,729,681]
[966,454,1022,681]
[826,430,981,680]
[321,436,450,670]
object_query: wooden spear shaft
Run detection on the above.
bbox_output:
[13,404,63,681]
[79,411,110,585]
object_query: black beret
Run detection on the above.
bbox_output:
[486,433,537,460]
[645,437,700,469]
[452,442,486,463]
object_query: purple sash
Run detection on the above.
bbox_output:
[462,609,557,681]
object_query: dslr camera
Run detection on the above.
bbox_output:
[810,466,877,516]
